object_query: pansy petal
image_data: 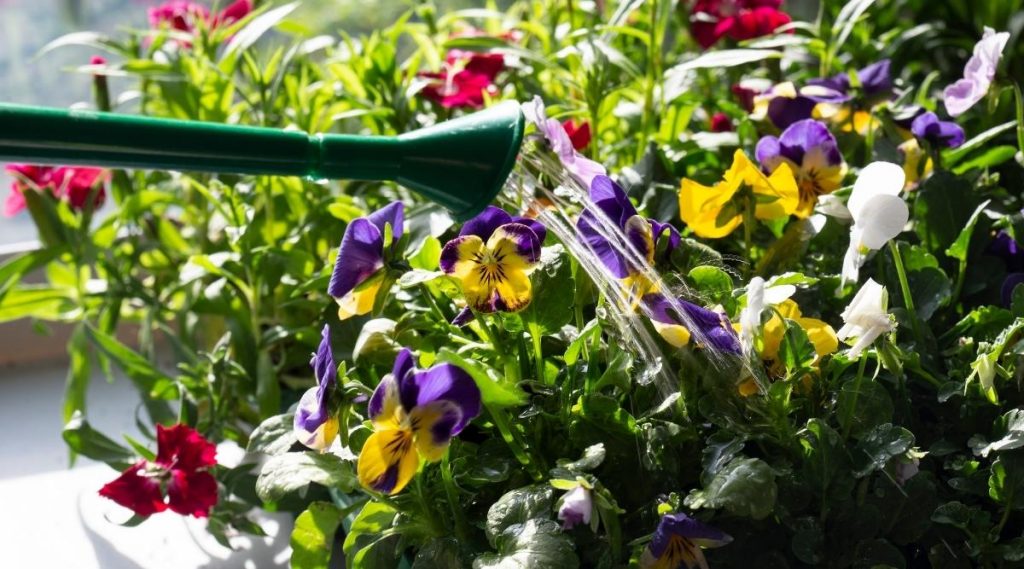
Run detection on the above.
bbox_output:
[854,194,909,250]
[365,201,405,242]
[460,206,513,241]
[589,175,637,224]
[655,513,733,550]
[767,95,816,129]
[98,461,168,517]
[398,363,481,435]
[167,469,218,518]
[798,316,839,357]
[409,400,464,462]
[357,429,418,495]
[848,162,905,220]
[337,275,383,320]
[756,162,800,219]
[652,321,692,348]
[624,215,656,267]
[488,223,542,265]
[328,218,385,298]
[440,235,486,275]
[578,208,631,277]
[858,59,892,96]
[678,177,742,239]
[368,374,403,429]
[649,219,681,253]
[511,216,548,244]
[488,267,533,312]
[755,135,782,168]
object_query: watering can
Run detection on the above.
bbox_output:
[0,101,525,220]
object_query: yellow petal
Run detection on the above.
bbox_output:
[738,378,760,397]
[678,177,742,239]
[409,401,462,463]
[652,321,691,348]
[357,428,419,495]
[755,162,800,220]
[798,316,839,357]
[337,278,383,320]
[760,311,785,361]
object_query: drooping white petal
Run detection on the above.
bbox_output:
[847,162,905,220]
[852,194,909,250]
[837,278,893,357]
[739,277,765,355]
[816,194,852,221]
[763,284,796,305]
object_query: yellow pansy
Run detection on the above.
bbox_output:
[679,150,800,239]
[761,299,838,363]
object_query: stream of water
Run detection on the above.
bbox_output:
[501,142,736,396]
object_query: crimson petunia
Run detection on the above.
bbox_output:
[99,424,218,518]
[689,0,792,49]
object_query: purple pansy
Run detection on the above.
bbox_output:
[357,348,482,495]
[522,96,606,187]
[944,28,1010,117]
[557,484,593,530]
[643,293,742,355]
[294,325,340,451]
[988,230,1024,307]
[576,175,679,281]
[810,59,892,100]
[755,82,847,130]
[910,111,965,148]
[755,119,846,217]
[440,206,545,313]
[328,202,404,319]
[640,513,733,569]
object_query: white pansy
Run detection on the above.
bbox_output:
[836,278,894,358]
[557,484,594,530]
[738,276,796,356]
[841,162,909,289]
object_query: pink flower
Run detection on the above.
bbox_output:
[943,27,1010,117]
[4,164,108,217]
[419,52,505,109]
[561,119,592,151]
[710,112,733,132]
[148,0,252,34]
[690,0,792,49]
[99,424,218,518]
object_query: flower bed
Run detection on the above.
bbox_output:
[5,0,1024,567]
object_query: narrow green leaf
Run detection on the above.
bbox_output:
[290,502,344,569]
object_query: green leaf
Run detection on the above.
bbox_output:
[220,3,299,62]
[247,413,297,456]
[946,200,992,263]
[257,351,281,418]
[799,419,852,502]
[64,325,91,426]
[437,348,527,407]
[688,265,733,298]
[410,236,442,271]
[412,538,463,569]
[63,412,135,469]
[84,325,178,402]
[685,457,778,520]
[290,502,343,569]
[830,0,877,53]
[944,120,1016,166]
[664,48,782,77]
[343,501,399,569]
[779,320,816,373]
[474,519,579,569]
[852,423,914,478]
[485,485,554,545]
[971,409,1024,458]
[990,453,1024,509]
[837,380,893,438]
[556,443,606,472]
[353,318,401,366]
[0,246,61,305]
[953,145,1018,174]
[255,452,357,502]
[0,286,75,323]
[521,245,575,335]
[912,171,979,254]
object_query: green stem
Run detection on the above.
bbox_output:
[531,326,547,384]
[889,241,925,348]
[1012,81,1024,156]
[841,355,869,440]
[440,450,469,542]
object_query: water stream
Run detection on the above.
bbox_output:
[500,142,736,396]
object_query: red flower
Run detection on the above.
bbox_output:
[99,424,218,518]
[149,0,252,34]
[710,112,733,132]
[4,165,107,217]
[561,120,592,151]
[419,52,505,109]
[690,0,791,49]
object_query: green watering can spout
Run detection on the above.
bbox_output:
[0,100,525,220]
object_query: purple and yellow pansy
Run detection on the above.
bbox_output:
[643,293,741,355]
[357,348,482,495]
[294,325,340,452]
[440,206,546,313]
[640,513,732,569]
[756,119,847,218]
[810,60,893,134]
[577,175,679,297]
[328,202,404,320]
